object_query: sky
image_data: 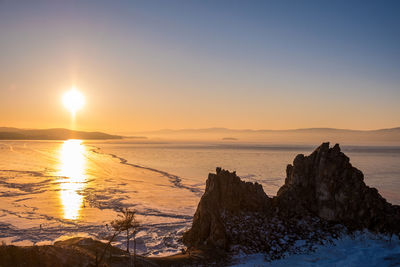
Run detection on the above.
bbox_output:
[0,0,399,133]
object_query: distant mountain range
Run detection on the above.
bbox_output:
[0,127,122,140]
[134,127,400,145]
[136,127,400,134]
[2,127,400,144]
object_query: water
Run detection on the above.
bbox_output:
[0,140,399,256]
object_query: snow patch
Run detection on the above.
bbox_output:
[231,231,400,266]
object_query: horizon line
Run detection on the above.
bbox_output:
[2,126,400,135]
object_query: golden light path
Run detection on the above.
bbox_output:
[57,139,87,220]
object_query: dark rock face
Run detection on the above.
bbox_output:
[277,142,400,233]
[182,168,270,249]
[183,143,400,253]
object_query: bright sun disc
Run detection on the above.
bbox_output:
[63,88,85,114]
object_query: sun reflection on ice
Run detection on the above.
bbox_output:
[57,139,87,220]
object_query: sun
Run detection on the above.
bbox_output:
[63,88,85,115]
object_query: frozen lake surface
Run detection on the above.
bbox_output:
[0,140,399,261]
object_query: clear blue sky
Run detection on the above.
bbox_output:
[1,0,399,132]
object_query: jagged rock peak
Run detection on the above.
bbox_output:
[184,143,400,253]
[183,168,270,249]
[208,167,269,212]
[277,142,400,233]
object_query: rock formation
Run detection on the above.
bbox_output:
[183,143,400,255]
[277,142,400,233]
[182,168,270,249]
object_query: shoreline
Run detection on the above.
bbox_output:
[0,236,221,267]
[1,230,399,266]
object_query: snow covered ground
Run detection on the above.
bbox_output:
[232,231,400,266]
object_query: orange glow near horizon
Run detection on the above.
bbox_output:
[57,139,87,220]
[1,2,400,133]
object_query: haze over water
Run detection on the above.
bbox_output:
[0,139,399,256]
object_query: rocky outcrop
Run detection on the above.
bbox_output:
[183,143,400,253]
[277,142,400,233]
[182,168,270,249]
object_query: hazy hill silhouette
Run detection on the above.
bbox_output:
[0,127,122,140]
[134,127,400,145]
